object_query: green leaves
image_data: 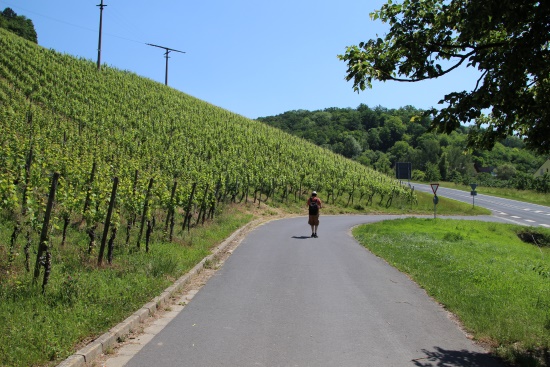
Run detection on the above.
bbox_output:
[339,0,550,154]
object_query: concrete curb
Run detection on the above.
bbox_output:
[56,218,262,367]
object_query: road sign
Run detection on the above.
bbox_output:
[396,162,412,180]
[470,190,477,196]
[430,183,439,195]
[433,195,439,204]
[470,183,477,191]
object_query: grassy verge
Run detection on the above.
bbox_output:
[439,182,550,207]
[0,204,252,367]
[413,190,491,215]
[353,218,550,367]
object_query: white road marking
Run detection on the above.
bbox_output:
[525,220,535,223]
[511,216,521,219]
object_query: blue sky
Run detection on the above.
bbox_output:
[1,0,481,119]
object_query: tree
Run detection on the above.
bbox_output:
[496,164,516,180]
[373,152,393,175]
[1,8,37,43]
[357,150,376,167]
[388,140,414,165]
[425,162,441,182]
[2,7,16,19]
[381,115,406,148]
[438,152,449,181]
[416,134,441,169]
[340,135,363,159]
[445,145,474,177]
[338,0,550,154]
[366,128,382,151]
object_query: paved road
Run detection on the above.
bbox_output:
[412,183,550,228]
[122,215,505,367]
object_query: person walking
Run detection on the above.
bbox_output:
[307,191,322,238]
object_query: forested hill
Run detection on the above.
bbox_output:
[258,107,548,189]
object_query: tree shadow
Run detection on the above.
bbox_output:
[412,347,504,367]
[291,236,312,239]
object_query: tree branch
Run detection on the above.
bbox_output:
[474,70,488,92]
[380,50,474,82]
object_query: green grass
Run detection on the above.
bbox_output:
[0,205,252,367]
[439,182,550,207]
[353,218,550,367]
[413,190,491,215]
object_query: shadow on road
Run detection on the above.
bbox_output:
[412,347,503,367]
[291,236,312,239]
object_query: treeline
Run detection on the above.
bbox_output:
[0,8,37,43]
[258,105,550,192]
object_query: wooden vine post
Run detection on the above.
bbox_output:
[33,172,59,293]
[136,178,154,248]
[164,179,177,240]
[125,169,139,245]
[182,182,197,232]
[208,183,220,220]
[82,161,97,217]
[196,183,209,226]
[98,176,118,266]
[107,226,117,265]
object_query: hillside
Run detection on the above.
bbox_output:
[0,28,413,216]
[0,28,418,366]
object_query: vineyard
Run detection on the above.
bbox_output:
[0,28,414,365]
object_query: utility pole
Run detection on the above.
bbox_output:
[146,43,185,86]
[97,0,107,70]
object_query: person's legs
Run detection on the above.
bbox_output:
[309,215,320,237]
[313,215,319,237]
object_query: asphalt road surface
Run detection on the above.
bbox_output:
[411,182,550,228]
[123,215,505,367]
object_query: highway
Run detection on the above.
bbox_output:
[411,183,550,228]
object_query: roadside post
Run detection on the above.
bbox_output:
[430,183,439,219]
[470,183,478,208]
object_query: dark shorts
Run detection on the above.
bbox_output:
[308,214,320,226]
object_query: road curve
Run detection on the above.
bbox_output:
[411,182,550,228]
[122,215,505,367]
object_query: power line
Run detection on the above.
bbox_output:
[146,43,186,86]
[1,1,187,85]
[0,1,144,44]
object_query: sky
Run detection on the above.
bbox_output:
[0,0,482,120]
